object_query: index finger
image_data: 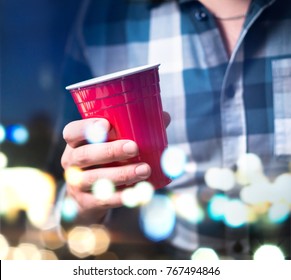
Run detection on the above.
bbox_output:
[63,118,110,148]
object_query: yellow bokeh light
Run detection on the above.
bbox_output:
[68,226,96,258]
[0,167,56,228]
[64,166,83,187]
[17,243,42,260]
[40,228,67,250]
[7,247,27,260]
[90,225,111,256]
[0,234,10,260]
[39,249,58,260]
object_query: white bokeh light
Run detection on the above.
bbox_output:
[268,202,290,224]
[161,146,187,178]
[205,167,235,191]
[121,187,139,208]
[172,192,204,224]
[0,152,8,169]
[133,181,154,205]
[92,178,115,201]
[253,245,285,260]
[84,121,108,144]
[236,153,264,185]
[191,247,219,260]
[223,199,248,228]
[208,194,229,222]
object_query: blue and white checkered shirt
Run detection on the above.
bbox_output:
[61,0,291,258]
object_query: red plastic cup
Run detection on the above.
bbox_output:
[66,64,171,189]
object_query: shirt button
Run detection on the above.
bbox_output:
[194,10,208,21]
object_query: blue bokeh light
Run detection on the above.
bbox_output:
[6,124,29,145]
[61,197,78,222]
[139,194,176,242]
[207,193,229,222]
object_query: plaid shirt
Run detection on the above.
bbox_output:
[62,0,291,258]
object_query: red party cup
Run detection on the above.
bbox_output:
[66,64,171,189]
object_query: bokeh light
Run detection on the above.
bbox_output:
[40,228,66,250]
[171,192,204,224]
[223,199,248,228]
[240,181,273,205]
[61,196,79,222]
[139,194,176,242]
[253,244,285,260]
[133,181,154,205]
[5,243,42,260]
[92,178,115,201]
[6,124,29,145]
[205,167,235,191]
[0,167,56,228]
[39,250,58,260]
[6,247,26,260]
[0,234,10,260]
[67,225,110,258]
[84,121,108,144]
[184,161,197,175]
[207,194,229,222]
[64,166,83,187]
[68,226,97,258]
[17,243,42,260]
[121,187,140,208]
[191,247,219,260]
[271,173,291,205]
[236,153,263,185]
[90,225,111,256]
[0,124,6,143]
[161,146,187,178]
[120,182,154,208]
[268,202,290,224]
[0,152,8,169]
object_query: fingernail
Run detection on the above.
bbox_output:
[135,164,151,178]
[122,141,138,156]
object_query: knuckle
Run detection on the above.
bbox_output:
[74,145,89,166]
[116,167,132,183]
[104,143,116,160]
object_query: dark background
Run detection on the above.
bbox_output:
[1,0,80,168]
[0,0,162,260]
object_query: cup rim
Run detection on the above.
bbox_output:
[65,63,160,91]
